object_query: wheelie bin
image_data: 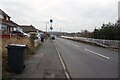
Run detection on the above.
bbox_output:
[6,44,27,73]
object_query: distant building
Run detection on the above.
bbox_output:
[118,1,120,19]
[19,25,38,33]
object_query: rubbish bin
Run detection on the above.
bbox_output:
[6,44,27,73]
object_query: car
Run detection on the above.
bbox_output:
[50,35,55,40]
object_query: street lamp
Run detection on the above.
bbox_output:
[46,22,49,32]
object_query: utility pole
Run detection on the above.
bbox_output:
[60,27,62,36]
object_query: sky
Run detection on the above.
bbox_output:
[0,0,119,32]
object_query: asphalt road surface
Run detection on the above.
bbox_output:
[54,38,118,78]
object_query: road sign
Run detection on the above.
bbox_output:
[50,19,53,23]
[50,26,53,30]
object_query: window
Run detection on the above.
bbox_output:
[0,14,3,19]
[13,27,17,31]
[0,24,7,30]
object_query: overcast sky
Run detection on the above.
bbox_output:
[0,0,119,32]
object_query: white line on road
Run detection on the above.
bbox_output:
[55,46,71,79]
[84,49,110,60]
[72,44,79,47]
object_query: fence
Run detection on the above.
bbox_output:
[0,34,11,39]
[61,36,120,49]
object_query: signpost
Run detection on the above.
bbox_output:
[50,19,53,31]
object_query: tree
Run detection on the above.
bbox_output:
[93,21,120,40]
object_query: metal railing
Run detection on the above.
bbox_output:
[61,36,120,49]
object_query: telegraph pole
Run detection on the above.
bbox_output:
[60,27,62,36]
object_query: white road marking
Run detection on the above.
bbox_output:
[55,46,71,79]
[72,44,79,47]
[84,49,110,59]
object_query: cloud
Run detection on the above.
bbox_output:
[0,0,119,32]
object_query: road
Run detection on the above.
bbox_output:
[54,38,118,78]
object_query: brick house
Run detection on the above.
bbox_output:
[0,9,19,38]
[0,9,42,38]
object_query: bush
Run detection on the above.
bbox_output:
[29,33,37,47]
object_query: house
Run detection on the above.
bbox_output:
[36,29,43,33]
[0,9,42,38]
[19,25,38,33]
[0,9,30,38]
[0,9,19,38]
[0,9,16,33]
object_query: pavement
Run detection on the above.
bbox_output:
[11,38,66,79]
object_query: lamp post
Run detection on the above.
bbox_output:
[46,22,49,32]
